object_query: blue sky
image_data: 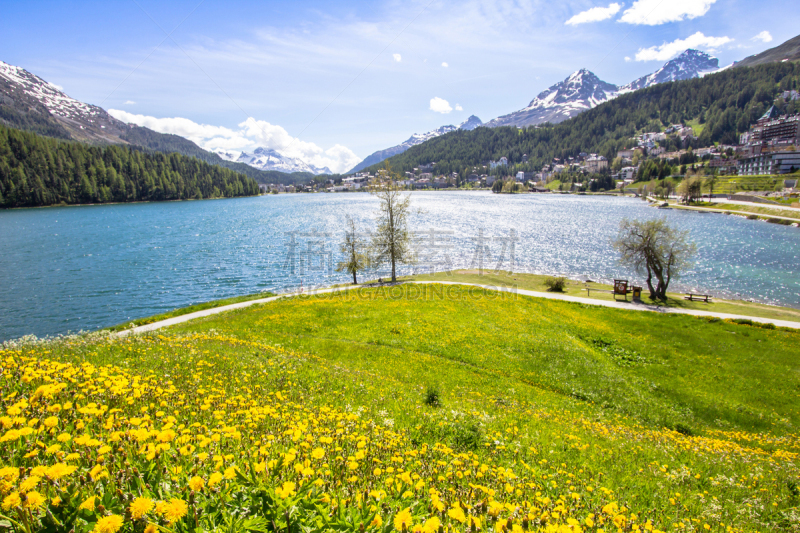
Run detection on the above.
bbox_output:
[1,0,797,172]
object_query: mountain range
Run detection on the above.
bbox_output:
[347,115,483,174]
[216,147,333,175]
[0,60,319,181]
[484,49,720,129]
[2,32,798,180]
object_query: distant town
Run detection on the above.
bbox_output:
[260,99,800,197]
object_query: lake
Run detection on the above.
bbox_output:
[1,191,798,341]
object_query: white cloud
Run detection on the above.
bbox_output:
[752,31,773,43]
[565,3,621,25]
[634,32,732,62]
[429,97,453,114]
[624,56,631,62]
[124,100,136,105]
[107,110,360,173]
[455,104,463,111]
[619,0,717,25]
[393,53,402,62]
[441,62,449,68]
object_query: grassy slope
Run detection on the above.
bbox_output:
[4,285,800,532]
[167,286,800,529]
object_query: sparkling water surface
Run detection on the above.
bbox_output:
[0,192,798,340]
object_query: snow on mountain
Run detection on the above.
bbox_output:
[224,147,333,175]
[348,115,483,174]
[485,69,619,128]
[618,50,719,93]
[0,60,128,142]
[485,50,721,129]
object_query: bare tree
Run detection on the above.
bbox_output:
[369,169,414,282]
[613,218,696,301]
[336,215,369,285]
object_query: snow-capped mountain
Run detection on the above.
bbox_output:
[348,115,483,174]
[485,50,721,129]
[217,147,332,175]
[0,60,129,143]
[619,50,719,93]
[485,69,618,128]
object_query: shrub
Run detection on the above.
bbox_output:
[424,385,441,407]
[544,276,567,292]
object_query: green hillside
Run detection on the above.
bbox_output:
[0,124,260,208]
[371,62,800,177]
[3,284,798,533]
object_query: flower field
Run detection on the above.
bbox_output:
[1,285,799,532]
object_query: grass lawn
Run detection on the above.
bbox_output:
[3,284,799,532]
[102,291,275,332]
[399,270,800,324]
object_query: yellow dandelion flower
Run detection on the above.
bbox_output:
[19,476,41,493]
[144,524,158,533]
[394,507,413,531]
[2,492,21,511]
[448,505,466,524]
[208,472,224,487]
[275,481,296,499]
[130,497,154,520]
[311,448,325,460]
[94,514,124,533]
[43,416,59,428]
[188,476,205,491]
[162,498,188,523]
[79,496,96,512]
[24,491,46,509]
[46,463,77,480]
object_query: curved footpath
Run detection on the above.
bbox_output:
[116,281,800,336]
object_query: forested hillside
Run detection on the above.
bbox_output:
[0,125,260,208]
[373,62,800,176]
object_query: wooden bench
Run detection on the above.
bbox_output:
[684,293,712,303]
[586,279,632,301]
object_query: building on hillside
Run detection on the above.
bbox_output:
[516,171,533,182]
[619,166,638,181]
[489,157,508,169]
[258,184,268,193]
[707,158,737,174]
[585,154,608,172]
[782,90,799,101]
[648,146,665,157]
[738,151,800,175]
[740,108,800,155]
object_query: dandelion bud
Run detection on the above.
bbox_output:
[97,504,106,514]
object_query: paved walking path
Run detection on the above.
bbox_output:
[115,281,800,337]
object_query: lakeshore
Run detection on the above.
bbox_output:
[2,192,800,340]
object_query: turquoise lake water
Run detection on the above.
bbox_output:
[1,191,798,341]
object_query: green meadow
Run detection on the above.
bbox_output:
[3,284,799,532]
